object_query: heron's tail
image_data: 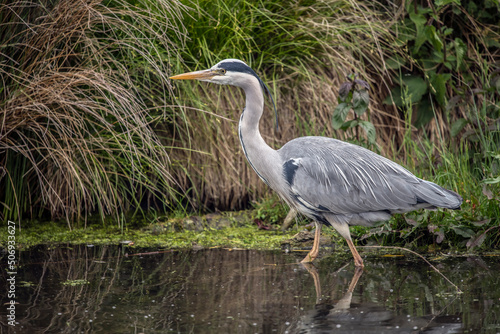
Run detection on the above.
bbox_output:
[414,180,463,210]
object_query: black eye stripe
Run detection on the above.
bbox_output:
[218,62,257,78]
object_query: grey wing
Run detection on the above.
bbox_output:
[278,137,446,218]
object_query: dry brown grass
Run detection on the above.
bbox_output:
[0,0,188,225]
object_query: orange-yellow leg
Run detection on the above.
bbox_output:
[346,239,364,268]
[301,223,322,263]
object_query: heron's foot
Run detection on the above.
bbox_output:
[346,238,364,268]
[300,251,318,263]
[354,257,364,268]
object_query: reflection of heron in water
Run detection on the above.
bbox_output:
[294,265,463,333]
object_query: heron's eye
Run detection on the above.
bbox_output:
[219,68,226,75]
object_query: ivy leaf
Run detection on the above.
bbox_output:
[357,120,377,144]
[352,90,370,116]
[332,103,351,129]
[450,118,468,137]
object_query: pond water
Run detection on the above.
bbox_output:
[1,245,500,333]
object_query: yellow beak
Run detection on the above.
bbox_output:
[169,69,215,80]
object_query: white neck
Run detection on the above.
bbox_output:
[237,76,280,189]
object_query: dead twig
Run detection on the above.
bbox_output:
[360,245,463,293]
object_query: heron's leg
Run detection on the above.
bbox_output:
[346,239,364,268]
[324,216,364,268]
[281,208,297,231]
[300,222,322,263]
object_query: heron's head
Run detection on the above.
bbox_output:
[170,58,278,129]
[169,59,258,88]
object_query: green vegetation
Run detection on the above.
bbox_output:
[332,74,375,147]
[0,217,297,250]
[0,0,499,252]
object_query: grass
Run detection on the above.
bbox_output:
[0,0,189,226]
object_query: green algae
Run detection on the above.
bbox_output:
[0,215,298,251]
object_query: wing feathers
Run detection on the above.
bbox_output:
[279,137,462,220]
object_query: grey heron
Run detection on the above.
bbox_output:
[170,59,463,267]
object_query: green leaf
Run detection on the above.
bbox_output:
[384,76,427,107]
[454,38,467,71]
[409,8,428,53]
[483,176,500,185]
[435,0,461,6]
[466,230,487,250]
[332,103,351,130]
[424,25,443,52]
[429,73,451,106]
[340,119,357,131]
[403,75,428,103]
[414,96,434,128]
[357,120,377,144]
[413,25,427,53]
[409,10,427,26]
[352,90,370,116]
[384,86,404,106]
[442,27,454,36]
[450,118,468,137]
[385,56,406,69]
[451,226,475,238]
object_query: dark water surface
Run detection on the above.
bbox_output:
[1,245,500,333]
